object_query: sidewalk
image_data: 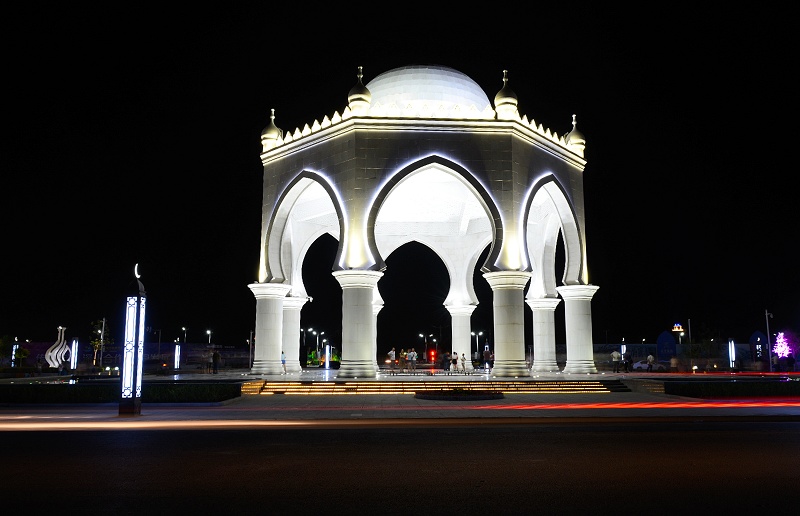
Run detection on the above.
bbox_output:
[2,368,799,429]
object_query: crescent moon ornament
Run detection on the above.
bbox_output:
[134,263,141,279]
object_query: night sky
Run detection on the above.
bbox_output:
[4,6,796,355]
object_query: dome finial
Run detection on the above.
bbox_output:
[347,65,372,115]
[260,108,283,151]
[566,113,586,156]
[494,69,518,120]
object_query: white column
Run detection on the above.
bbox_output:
[483,271,531,378]
[373,300,383,373]
[526,297,561,373]
[556,285,599,374]
[446,305,476,372]
[282,296,308,374]
[248,282,292,375]
[333,270,383,378]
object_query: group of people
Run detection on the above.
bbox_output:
[386,347,471,373]
[610,349,636,373]
[203,349,222,374]
[387,347,418,373]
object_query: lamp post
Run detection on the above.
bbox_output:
[765,310,773,372]
[419,333,426,362]
[471,331,482,360]
[206,330,212,345]
[316,331,324,360]
[182,327,187,344]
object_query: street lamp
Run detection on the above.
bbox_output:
[206,330,212,345]
[765,310,773,372]
[182,327,187,344]
[471,331,483,359]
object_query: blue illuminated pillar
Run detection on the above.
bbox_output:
[120,265,146,416]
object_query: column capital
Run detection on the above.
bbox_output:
[248,282,292,299]
[332,270,383,288]
[483,271,531,289]
[283,296,310,310]
[556,284,599,301]
[526,297,562,310]
[445,304,477,317]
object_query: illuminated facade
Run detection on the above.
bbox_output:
[250,65,599,378]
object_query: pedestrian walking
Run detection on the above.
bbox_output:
[646,353,655,373]
[280,350,286,374]
[611,350,621,373]
[212,349,221,374]
[388,347,396,373]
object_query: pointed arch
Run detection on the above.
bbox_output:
[262,171,345,290]
[523,174,585,299]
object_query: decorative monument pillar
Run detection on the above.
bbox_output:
[557,285,599,374]
[333,270,383,378]
[120,266,146,416]
[527,297,562,372]
[484,271,531,377]
[282,296,308,374]
[447,305,476,371]
[248,282,292,375]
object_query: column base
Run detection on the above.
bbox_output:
[563,360,598,374]
[532,360,560,373]
[250,360,283,375]
[489,360,530,378]
[338,360,378,378]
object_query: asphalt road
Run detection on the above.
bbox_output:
[4,419,799,515]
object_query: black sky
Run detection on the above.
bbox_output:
[4,6,796,353]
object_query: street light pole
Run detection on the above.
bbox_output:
[207,330,212,345]
[765,310,773,372]
[182,327,187,345]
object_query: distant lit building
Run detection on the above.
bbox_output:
[250,65,598,378]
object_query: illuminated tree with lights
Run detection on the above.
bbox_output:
[772,332,791,358]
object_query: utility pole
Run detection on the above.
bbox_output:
[100,317,106,367]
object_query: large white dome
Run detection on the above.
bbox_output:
[365,65,491,112]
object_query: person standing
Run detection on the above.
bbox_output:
[452,352,459,373]
[399,349,407,372]
[460,353,467,373]
[207,350,214,374]
[280,350,286,374]
[483,347,491,371]
[670,355,679,373]
[646,353,655,373]
[387,347,396,373]
[409,348,417,372]
[610,349,621,373]
[212,349,221,374]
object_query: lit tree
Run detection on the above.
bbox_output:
[772,332,791,358]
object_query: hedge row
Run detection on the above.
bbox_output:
[0,382,242,404]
